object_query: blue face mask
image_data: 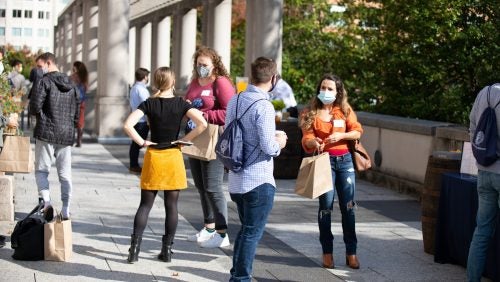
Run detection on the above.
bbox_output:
[197,66,211,78]
[317,91,336,104]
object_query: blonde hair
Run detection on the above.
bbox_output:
[152,67,175,98]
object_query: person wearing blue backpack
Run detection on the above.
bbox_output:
[467,83,500,282]
[225,57,287,282]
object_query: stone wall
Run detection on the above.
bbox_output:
[356,112,469,197]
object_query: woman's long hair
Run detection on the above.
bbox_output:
[151,67,175,98]
[72,61,88,91]
[191,46,230,80]
[300,74,351,130]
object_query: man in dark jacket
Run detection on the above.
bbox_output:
[29,52,80,219]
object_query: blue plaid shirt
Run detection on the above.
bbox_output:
[225,84,281,194]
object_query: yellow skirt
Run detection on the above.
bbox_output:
[140,147,187,190]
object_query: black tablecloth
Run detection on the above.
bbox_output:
[434,172,500,281]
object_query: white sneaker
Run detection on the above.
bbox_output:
[198,233,230,248]
[187,228,214,242]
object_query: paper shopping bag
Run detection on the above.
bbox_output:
[182,124,219,161]
[0,135,34,173]
[44,216,72,262]
[294,152,333,199]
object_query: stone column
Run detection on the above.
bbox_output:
[82,0,99,135]
[179,9,197,89]
[156,16,171,68]
[63,13,71,73]
[96,0,130,143]
[74,2,83,62]
[140,22,152,72]
[203,0,232,72]
[129,26,136,85]
[244,0,283,76]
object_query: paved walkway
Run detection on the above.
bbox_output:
[0,141,470,281]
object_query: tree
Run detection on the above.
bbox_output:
[281,0,499,125]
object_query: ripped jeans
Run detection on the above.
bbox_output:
[318,152,357,255]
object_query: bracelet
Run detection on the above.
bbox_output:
[141,141,147,147]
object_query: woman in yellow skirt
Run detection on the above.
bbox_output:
[123,67,207,263]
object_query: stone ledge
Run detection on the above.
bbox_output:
[358,169,422,200]
[357,111,454,136]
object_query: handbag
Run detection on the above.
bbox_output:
[294,152,334,199]
[348,139,372,171]
[44,212,72,262]
[0,134,34,173]
[181,123,219,161]
[11,204,54,261]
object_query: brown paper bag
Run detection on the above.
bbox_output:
[295,152,333,199]
[44,216,72,262]
[0,135,34,173]
[182,124,219,161]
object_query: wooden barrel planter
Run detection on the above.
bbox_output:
[421,153,461,255]
[273,119,304,179]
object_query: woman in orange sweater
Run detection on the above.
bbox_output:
[300,74,363,270]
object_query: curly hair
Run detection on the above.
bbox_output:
[300,74,352,130]
[191,46,230,80]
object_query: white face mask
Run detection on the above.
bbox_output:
[317,90,336,104]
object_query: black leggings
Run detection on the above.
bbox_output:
[133,189,180,242]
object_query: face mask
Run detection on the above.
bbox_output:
[197,66,211,78]
[317,90,336,104]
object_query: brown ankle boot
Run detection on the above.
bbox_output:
[346,254,360,269]
[322,253,334,269]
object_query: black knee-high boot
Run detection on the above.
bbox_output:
[127,234,142,263]
[157,235,173,262]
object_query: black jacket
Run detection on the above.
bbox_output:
[29,71,80,145]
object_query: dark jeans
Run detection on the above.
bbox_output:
[229,183,275,282]
[318,153,357,255]
[129,122,149,168]
[189,157,228,230]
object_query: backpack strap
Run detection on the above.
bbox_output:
[236,96,266,121]
[488,84,500,109]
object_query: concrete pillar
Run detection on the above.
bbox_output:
[96,0,130,143]
[82,0,99,136]
[140,22,152,72]
[171,12,183,84]
[64,13,73,73]
[244,0,283,76]
[129,26,136,85]
[203,0,232,72]
[156,16,171,68]
[74,3,83,62]
[179,9,197,89]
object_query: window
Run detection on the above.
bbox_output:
[0,9,5,17]
[46,12,49,19]
[0,27,5,36]
[13,9,22,18]
[24,28,32,36]
[12,28,22,36]
[37,28,44,37]
[24,10,33,18]
[38,11,44,19]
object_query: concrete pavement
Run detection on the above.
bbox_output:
[0,141,470,281]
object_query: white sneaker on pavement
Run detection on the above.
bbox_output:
[187,228,214,242]
[198,233,230,248]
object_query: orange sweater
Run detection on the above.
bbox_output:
[301,106,363,154]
